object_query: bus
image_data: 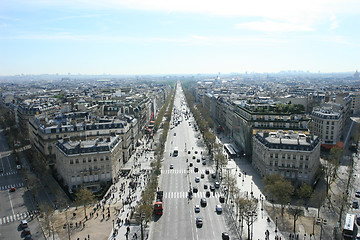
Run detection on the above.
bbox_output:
[343,213,357,239]
[173,147,179,157]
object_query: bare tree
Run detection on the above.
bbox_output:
[288,206,304,234]
[75,188,95,218]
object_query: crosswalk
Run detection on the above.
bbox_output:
[164,169,209,174]
[0,182,24,190]
[163,191,221,199]
[0,171,19,177]
[0,211,31,225]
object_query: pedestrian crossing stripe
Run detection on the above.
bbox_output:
[163,191,220,199]
[0,171,19,177]
[164,169,209,174]
[0,182,24,190]
[0,211,31,225]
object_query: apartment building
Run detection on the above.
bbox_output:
[29,113,136,164]
[252,130,320,185]
[311,107,342,146]
[55,136,122,192]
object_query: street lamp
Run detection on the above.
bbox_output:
[250,182,253,195]
[275,217,278,236]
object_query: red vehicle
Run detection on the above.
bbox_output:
[154,202,163,215]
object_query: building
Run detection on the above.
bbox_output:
[311,107,343,147]
[55,136,122,192]
[252,130,320,185]
[29,113,135,165]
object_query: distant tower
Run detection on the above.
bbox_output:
[354,70,359,79]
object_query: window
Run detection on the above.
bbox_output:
[106,156,109,161]
[275,154,278,158]
[94,158,97,162]
[275,161,278,167]
[305,164,308,169]
[270,154,273,158]
[88,158,92,162]
[269,161,273,166]
[70,160,74,164]
[305,156,309,161]
[83,158,86,163]
[75,159,79,164]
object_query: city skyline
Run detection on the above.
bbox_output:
[0,0,359,75]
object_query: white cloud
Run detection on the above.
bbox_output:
[236,20,314,32]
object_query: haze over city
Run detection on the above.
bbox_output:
[1,0,359,76]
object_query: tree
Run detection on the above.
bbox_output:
[263,174,294,216]
[288,206,304,234]
[214,153,227,176]
[297,183,312,205]
[39,203,55,239]
[239,197,258,240]
[309,189,326,217]
[323,148,342,194]
[75,188,95,218]
[222,172,239,204]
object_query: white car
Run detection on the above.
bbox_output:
[170,164,174,169]
[216,205,223,213]
[195,177,200,183]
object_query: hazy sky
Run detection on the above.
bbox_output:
[0,0,359,75]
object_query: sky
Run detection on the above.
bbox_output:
[0,0,359,75]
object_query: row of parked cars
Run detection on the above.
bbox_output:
[20,220,33,239]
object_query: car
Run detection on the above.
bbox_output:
[192,155,196,159]
[219,195,225,203]
[196,217,203,227]
[23,228,31,235]
[202,160,206,165]
[170,164,174,169]
[195,177,200,183]
[205,169,210,174]
[355,191,360,198]
[202,155,206,160]
[188,150,191,154]
[200,198,207,207]
[174,133,176,136]
[204,184,208,189]
[21,220,28,229]
[222,232,230,240]
[16,165,22,170]
[195,151,198,154]
[206,191,211,197]
[197,158,200,163]
[201,174,204,179]
[10,187,16,192]
[210,185,215,191]
[194,205,200,213]
[194,167,199,173]
[211,173,216,179]
[216,205,223,213]
[0,168,3,173]
[189,162,193,167]
[354,200,359,209]
[193,186,198,193]
[215,181,220,188]
[25,235,33,240]
[198,136,201,139]
[357,215,360,225]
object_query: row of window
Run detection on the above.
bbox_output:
[269,161,309,169]
[69,156,110,164]
[71,172,111,183]
[268,169,308,179]
[270,153,309,160]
